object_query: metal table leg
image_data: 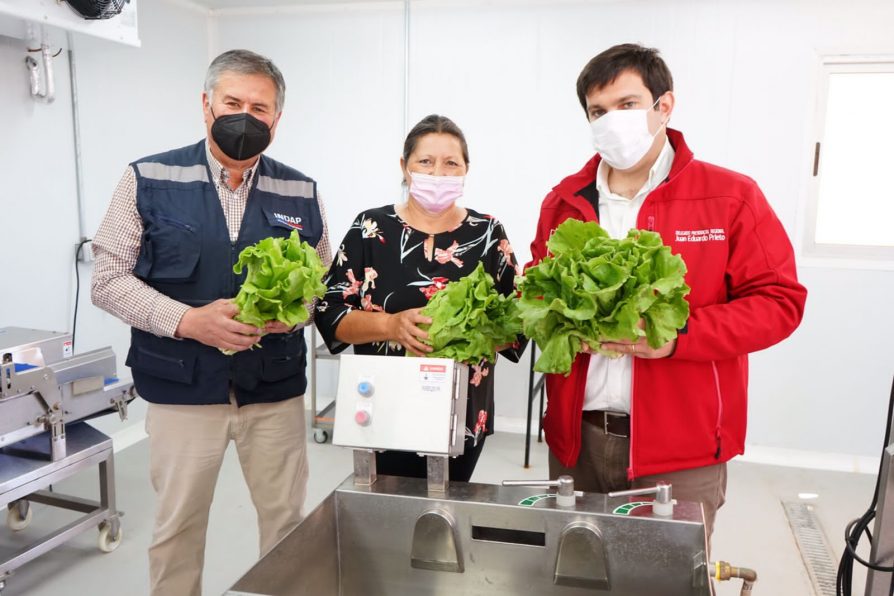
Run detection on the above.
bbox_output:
[0,424,124,588]
[524,343,536,468]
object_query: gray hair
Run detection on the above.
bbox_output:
[204,49,286,113]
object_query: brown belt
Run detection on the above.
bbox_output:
[581,410,630,438]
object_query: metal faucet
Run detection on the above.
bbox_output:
[502,475,581,507]
[608,482,675,516]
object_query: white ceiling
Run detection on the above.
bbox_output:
[189,0,391,8]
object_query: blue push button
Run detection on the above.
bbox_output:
[357,381,374,397]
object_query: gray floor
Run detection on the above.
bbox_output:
[0,424,881,596]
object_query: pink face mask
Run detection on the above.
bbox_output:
[408,172,464,213]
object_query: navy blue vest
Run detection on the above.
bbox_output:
[126,140,323,406]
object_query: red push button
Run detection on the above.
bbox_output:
[355,410,371,426]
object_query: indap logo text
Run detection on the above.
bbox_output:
[274,213,303,230]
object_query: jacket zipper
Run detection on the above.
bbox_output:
[627,215,654,479]
[230,242,238,298]
[711,361,723,458]
[627,358,636,481]
[574,352,590,468]
[625,211,655,480]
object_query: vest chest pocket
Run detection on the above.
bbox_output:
[260,196,322,246]
[139,215,201,282]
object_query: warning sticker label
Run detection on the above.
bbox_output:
[420,364,448,393]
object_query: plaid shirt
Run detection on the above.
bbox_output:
[92,144,332,338]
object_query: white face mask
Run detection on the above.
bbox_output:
[589,97,666,170]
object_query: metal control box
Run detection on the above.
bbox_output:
[332,355,468,456]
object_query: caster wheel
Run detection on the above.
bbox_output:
[6,502,32,532]
[98,523,123,553]
[313,429,329,443]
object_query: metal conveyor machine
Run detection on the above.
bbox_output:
[0,327,136,594]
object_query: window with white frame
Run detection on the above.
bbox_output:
[806,58,894,262]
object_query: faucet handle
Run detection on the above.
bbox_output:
[608,482,674,516]
[502,475,579,506]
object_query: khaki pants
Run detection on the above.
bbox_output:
[145,395,308,596]
[548,418,727,545]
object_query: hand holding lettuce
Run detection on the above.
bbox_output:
[517,219,690,375]
[223,230,326,354]
[416,262,521,365]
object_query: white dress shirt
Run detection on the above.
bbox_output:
[583,138,675,413]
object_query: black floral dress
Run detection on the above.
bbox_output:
[314,204,524,481]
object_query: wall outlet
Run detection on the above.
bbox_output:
[76,241,93,263]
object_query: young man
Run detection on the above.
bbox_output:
[92,49,331,596]
[527,43,806,541]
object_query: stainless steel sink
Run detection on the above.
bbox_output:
[226,474,710,596]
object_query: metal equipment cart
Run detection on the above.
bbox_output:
[0,423,122,594]
[524,341,546,468]
[0,327,134,594]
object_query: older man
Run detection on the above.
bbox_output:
[92,49,330,596]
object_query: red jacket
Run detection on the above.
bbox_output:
[527,129,807,479]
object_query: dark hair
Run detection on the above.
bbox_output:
[576,43,673,116]
[402,114,470,166]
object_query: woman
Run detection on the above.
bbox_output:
[314,114,524,482]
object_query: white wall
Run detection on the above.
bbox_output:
[216,0,894,465]
[2,0,892,466]
[0,34,79,334]
[0,0,211,435]
[210,3,407,402]
[71,0,210,434]
[211,3,407,267]
[73,0,211,434]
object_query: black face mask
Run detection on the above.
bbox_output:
[210,109,272,161]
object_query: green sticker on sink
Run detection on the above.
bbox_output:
[612,501,651,515]
[519,493,554,506]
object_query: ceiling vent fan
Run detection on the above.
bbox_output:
[65,0,130,20]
